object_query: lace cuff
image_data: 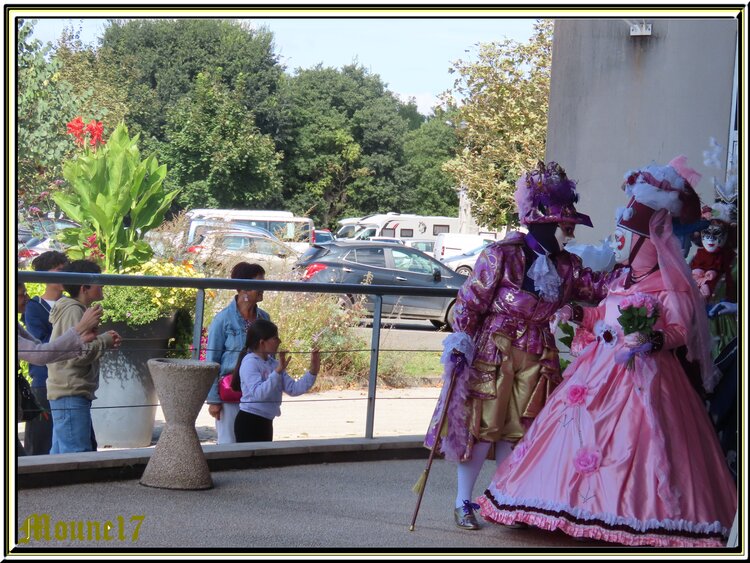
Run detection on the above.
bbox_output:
[440,332,475,366]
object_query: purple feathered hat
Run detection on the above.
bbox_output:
[514,161,593,227]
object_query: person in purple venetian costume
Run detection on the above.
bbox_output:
[424,161,614,530]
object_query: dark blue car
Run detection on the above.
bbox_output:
[295,241,467,329]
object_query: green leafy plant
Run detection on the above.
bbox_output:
[557,321,575,372]
[100,259,203,325]
[99,259,212,358]
[53,120,179,272]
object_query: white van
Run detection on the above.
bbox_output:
[351,213,461,242]
[335,217,361,239]
[186,209,315,253]
[433,232,502,261]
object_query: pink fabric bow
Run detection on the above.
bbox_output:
[668,154,703,188]
[691,268,717,286]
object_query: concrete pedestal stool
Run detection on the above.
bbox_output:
[140,358,220,490]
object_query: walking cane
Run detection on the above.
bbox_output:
[409,351,465,531]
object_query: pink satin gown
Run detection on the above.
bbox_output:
[478,274,737,547]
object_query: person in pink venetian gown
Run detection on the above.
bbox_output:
[477,157,737,547]
[424,162,614,531]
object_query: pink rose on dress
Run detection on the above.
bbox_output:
[511,441,529,464]
[566,384,588,406]
[570,326,596,357]
[573,447,601,474]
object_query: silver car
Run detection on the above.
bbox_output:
[189,229,299,277]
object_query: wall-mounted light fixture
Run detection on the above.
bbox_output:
[627,20,652,36]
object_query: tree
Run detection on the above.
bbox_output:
[398,111,460,216]
[279,64,414,225]
[442,19,553,228]
[17,19,88,218]
[99,19,285,145]
[162,72,282,210]
[54,25,130,134]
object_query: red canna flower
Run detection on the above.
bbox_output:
[66,117,86,146]
[86,120,104,147]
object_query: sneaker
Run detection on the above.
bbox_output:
[454,500,481,530]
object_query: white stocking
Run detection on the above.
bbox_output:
[456,440,492,508]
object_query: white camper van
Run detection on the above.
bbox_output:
[335,217,361,239]
[349,213,461,242]
[186,209,315,253]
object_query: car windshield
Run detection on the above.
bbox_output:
[466,242,490,255]
[220,235,290,256]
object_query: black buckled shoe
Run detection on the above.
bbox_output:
[454,500,481,530]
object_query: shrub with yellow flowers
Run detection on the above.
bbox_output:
[101,259,204,325]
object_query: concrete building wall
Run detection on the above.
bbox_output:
[546,19,737,244]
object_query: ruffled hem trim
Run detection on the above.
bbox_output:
[477,496,727,548]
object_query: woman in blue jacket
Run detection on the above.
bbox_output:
[205,262,269,444]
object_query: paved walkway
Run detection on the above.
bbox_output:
[188,386,443,444]
[12,386,612,552]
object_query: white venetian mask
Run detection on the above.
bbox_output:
[609,227,632,264]
[701,224,727,254]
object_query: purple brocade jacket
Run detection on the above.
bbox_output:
[453,232,612,379]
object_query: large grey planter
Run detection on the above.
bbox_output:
[140,358,220,490]
[92,316,177,448]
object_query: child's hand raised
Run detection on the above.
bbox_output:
[275,351,292,374]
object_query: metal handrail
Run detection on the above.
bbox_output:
[17,271,457,439]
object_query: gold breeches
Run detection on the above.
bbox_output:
[468,334,559,444]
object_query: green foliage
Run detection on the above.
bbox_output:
[558,321,575,349]
[17,19,88,213]
[163,72,282,209]
[99,259,203,326]
[53,122,179,272]
[260,290,371,388]
[556,320,576,373]
[617,306,660,335]
[398,113,460,215]
[54,26,130,133]
[442,19,553,229]
[100,19,284,143]
[279,64,421,225]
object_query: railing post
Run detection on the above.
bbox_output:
[365,294,383,438]
[192,289,206,361]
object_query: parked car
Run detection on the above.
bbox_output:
[17,236,68,268]
[313,229,335,243]
[369,236,404,245]
[188,229,299,277]
[440,242,492,276]
[145,222,280,259]
[433,233,497,261]
[294,241,467,329]
[404,239,435,254]
[18,218,79,245]
[186,209,314,253]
